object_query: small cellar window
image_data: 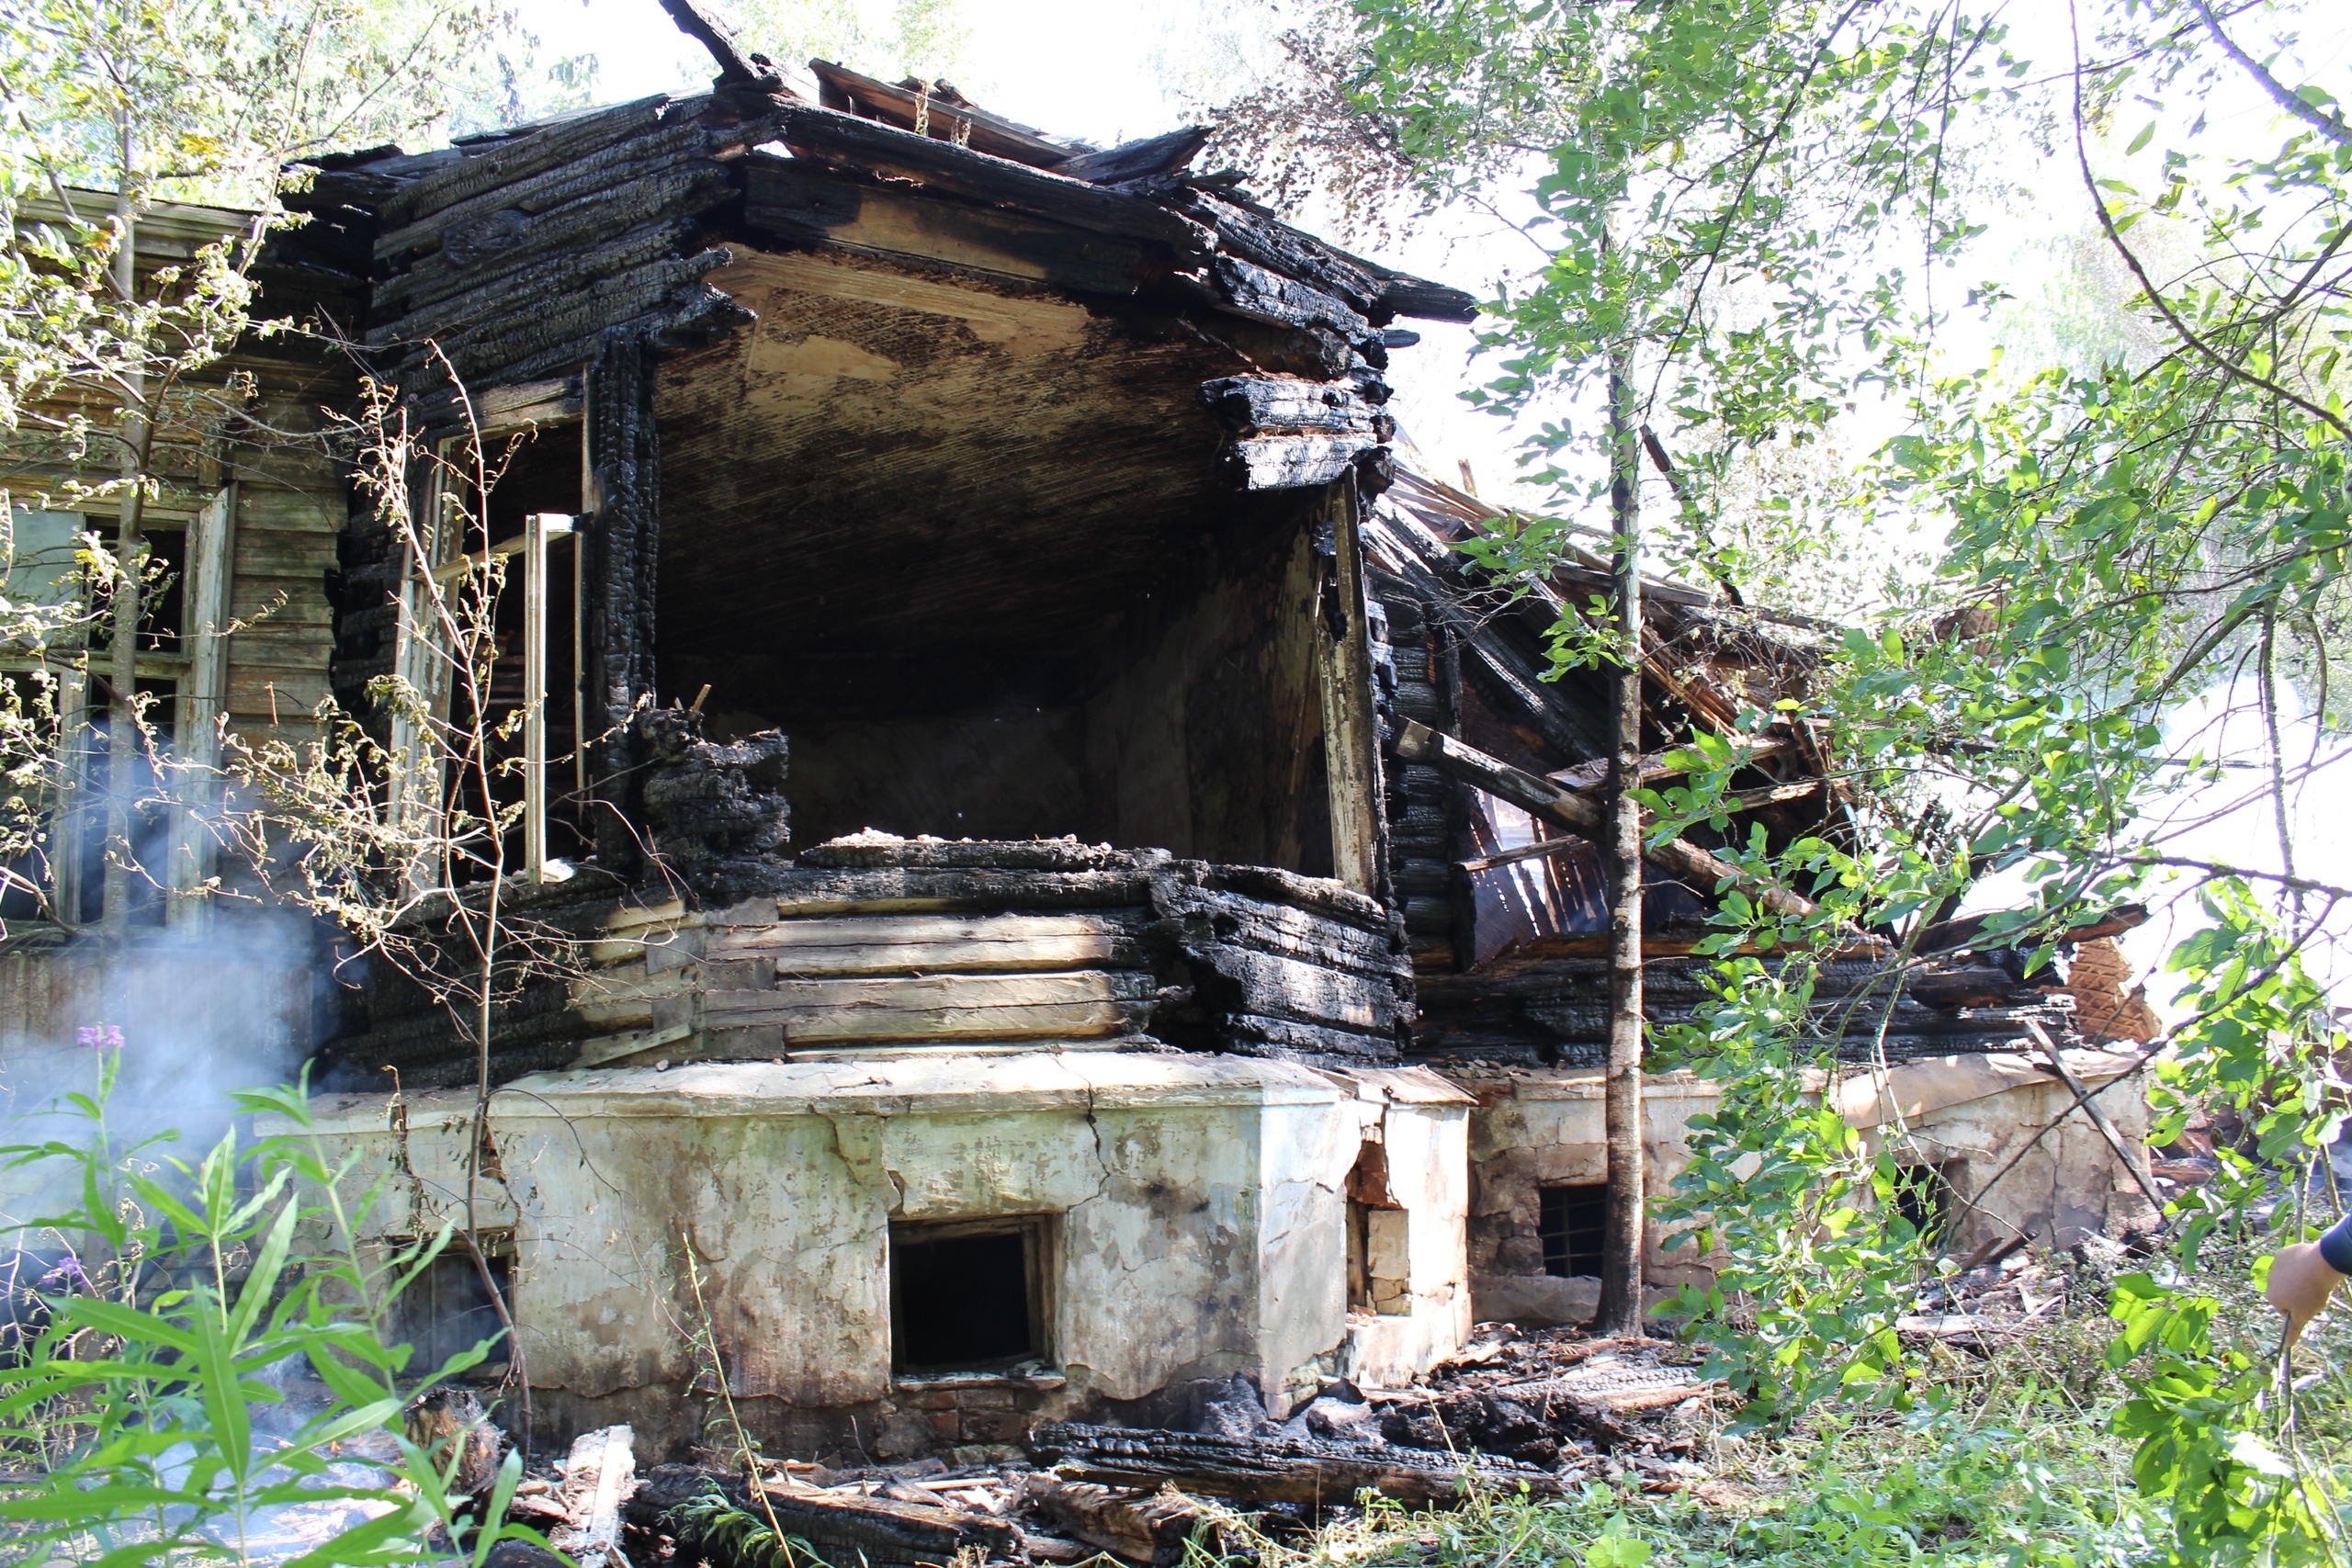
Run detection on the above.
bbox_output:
[1539,1183,1609,1279]
[1890,1162,1955,1248]
[889,1216,1053,1375]
[395,1240,512,1379]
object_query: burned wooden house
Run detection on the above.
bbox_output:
[1,18,2162,1458]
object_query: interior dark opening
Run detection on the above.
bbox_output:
[1539,1182,1609,1279]
[1891,1162,1953,1247]
[396,1244,512,1378]
[889,1218,1047,1373]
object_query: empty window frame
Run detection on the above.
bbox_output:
[394,1240,513,1378]
[390,424,582,885]
[6,497,230,928]
[888,1215,1054,1375]
[1539,1183,1609,1279]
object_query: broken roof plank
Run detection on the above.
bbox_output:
[777,104,1215,260]
[810,59,1092,167]
[658,0,783,89]
[1053,126,1212,185]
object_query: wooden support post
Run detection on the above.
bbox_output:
[1315,473,1384,895]
[1597,326,1646,1339]
[167,484,234,931]
[524,513,574,882]
[582,331,662,873]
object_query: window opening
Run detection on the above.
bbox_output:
[6,504,216,926]
[1539,1183,1609,1279]
[889,1216,1051,1374]
[1890,1162,1954,1248]
[394,1241,512,1379]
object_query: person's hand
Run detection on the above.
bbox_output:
[2267,1241,2346,1347]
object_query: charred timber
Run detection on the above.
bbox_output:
[777,105,1216,260]
[628,1464,1019,1568]
[742,157,1151,296]
[373,96,677,231]
[1026,1422,1563,1505]
[1198,376,1393,441]
[1052,126,1212,186]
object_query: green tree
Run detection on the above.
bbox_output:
[1221,0,2352,1555]
[0,0,534,947]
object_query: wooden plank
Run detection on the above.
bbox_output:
[1204,945,1396,1032]
[232,490,344,529]
[705,969,1156,1043]
[1225,434,1366,491]
[706,912,1145,976]
[1317,476,1384,895]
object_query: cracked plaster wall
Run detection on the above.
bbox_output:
[1455,1051,2159,1326]
[284,1052,1472,1456]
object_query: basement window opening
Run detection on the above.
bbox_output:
[1891,1162,1955,1249]
[393,1238,512,1380]
[1539,1183,1608,1280]
[889,1216,1053,1376]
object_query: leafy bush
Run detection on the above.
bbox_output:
[0,1051,545,1565]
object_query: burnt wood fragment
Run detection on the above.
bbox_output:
[1052,127,1212,185]
[1221,434,1372,491]
[656,0,783,88]
[1026,1422,1561,1505]
[1209,254,1369,338]
[628,1463,1019,1568]
[1023,1475,1204,1565]
[1198,376,1385,440]
[1377,276,1479,322]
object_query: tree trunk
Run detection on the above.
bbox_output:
[1595,327,1645,1338]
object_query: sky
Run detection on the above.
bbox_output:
[502,0,2352,1015]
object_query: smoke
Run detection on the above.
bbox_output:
[0,906,334,1232]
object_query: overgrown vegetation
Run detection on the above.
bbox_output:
[1222,0,2352,1559]
[0,1053,537,1564]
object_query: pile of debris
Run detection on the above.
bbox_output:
[600,1327,1721,1567]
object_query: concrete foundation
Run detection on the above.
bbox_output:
[288,1051,1472,1457]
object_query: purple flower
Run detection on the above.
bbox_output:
[40,1252,88,1292]
[75,1025,124,1050]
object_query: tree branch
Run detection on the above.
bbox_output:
[2185,0,2351,148]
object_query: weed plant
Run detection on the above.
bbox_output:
[0,1052,545,1565]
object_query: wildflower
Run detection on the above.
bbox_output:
[75,1024,123,1050]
